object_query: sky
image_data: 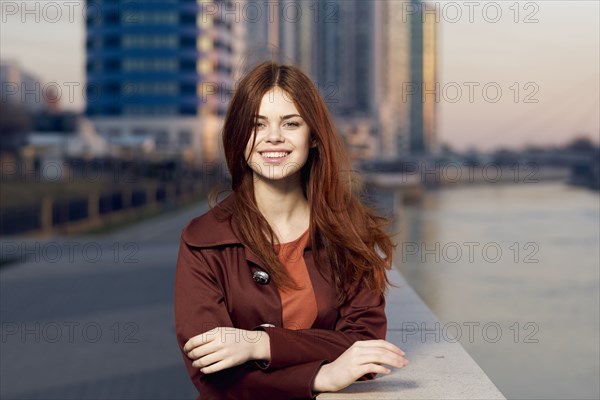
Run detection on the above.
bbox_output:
[0,0,598,153]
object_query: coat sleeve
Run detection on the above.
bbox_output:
[251,275,387,381]
[174,236,328,400]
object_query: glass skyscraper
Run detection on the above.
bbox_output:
[85,0,236,162]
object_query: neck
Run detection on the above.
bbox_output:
[253,173,309,227]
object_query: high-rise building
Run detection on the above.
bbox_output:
[243,0,272,59]
[409,0,438,156]
[375,0,412,160]
[421,5,438,155]
[85,0,237,163]
[1,60,52,113]
[374,0,439,161]
[242,1,375,115]
[297,1,380,162]
[242,0,302,67]
[309,0,375,118]
[160,0,436,164]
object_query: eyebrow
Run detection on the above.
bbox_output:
[255,114,302,120]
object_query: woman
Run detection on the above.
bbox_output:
[174,61,408,400]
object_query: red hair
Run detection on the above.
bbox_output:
[211,61,397,306]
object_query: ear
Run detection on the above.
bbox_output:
[310,137,317,148]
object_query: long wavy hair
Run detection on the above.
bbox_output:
[210,61,397,306]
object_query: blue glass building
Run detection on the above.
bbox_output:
[85,0,235,162]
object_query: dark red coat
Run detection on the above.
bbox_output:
[174,193,387,399]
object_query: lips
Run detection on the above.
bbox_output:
[260,151,290,158]
[258,150,291,163]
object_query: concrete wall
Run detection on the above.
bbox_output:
[318,267,506,399]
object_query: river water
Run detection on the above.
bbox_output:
[375,181,599,400]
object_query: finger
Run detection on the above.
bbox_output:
[183,338,194,353]
[357,352,408,369]
[377,348,409,366]
[192,351,223,369]
[184,336,203,353]
[356,340,406,356]
[377,340,405,356]
[363,363,392,376]
[360,347,406,360]
[199,359,228,374]
[187,343,217,360]
[184,329,217,352]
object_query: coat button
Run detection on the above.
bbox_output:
[252,270,270,285]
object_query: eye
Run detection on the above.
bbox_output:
[254,121,265,128]
[285,121,301,128]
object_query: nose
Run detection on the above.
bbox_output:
[265,125,284,143]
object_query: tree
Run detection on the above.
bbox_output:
[565,136,597,153]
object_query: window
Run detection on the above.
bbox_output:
[122,82,179,95]
[179,130,192,145]
[105,36,120,48]
[123,105,178,116]
[121,11,178,25]
[132,128,148,136]
[155,130,170,148]
[121,35,178,49]
[122,58,178,72]
[107,128,121,138]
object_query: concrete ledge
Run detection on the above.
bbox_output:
[318,268,506,399]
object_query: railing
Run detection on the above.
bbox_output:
[0,179,218,237]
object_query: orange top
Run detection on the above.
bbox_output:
[274,228,317,330]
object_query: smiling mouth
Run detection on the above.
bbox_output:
[259,151,291,159]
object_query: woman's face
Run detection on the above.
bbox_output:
[244,86,313,183]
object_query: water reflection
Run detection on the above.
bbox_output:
[368,182,600,400]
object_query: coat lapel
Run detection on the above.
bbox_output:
[181,191,334,329]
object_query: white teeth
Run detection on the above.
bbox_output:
[261,152,289,158]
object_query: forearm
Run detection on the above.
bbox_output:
[253,325,380,370]
[249,281,386,371]
[190,358,328,400]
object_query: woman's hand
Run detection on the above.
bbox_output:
[183,327,267,374]
[312,340,408,393]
